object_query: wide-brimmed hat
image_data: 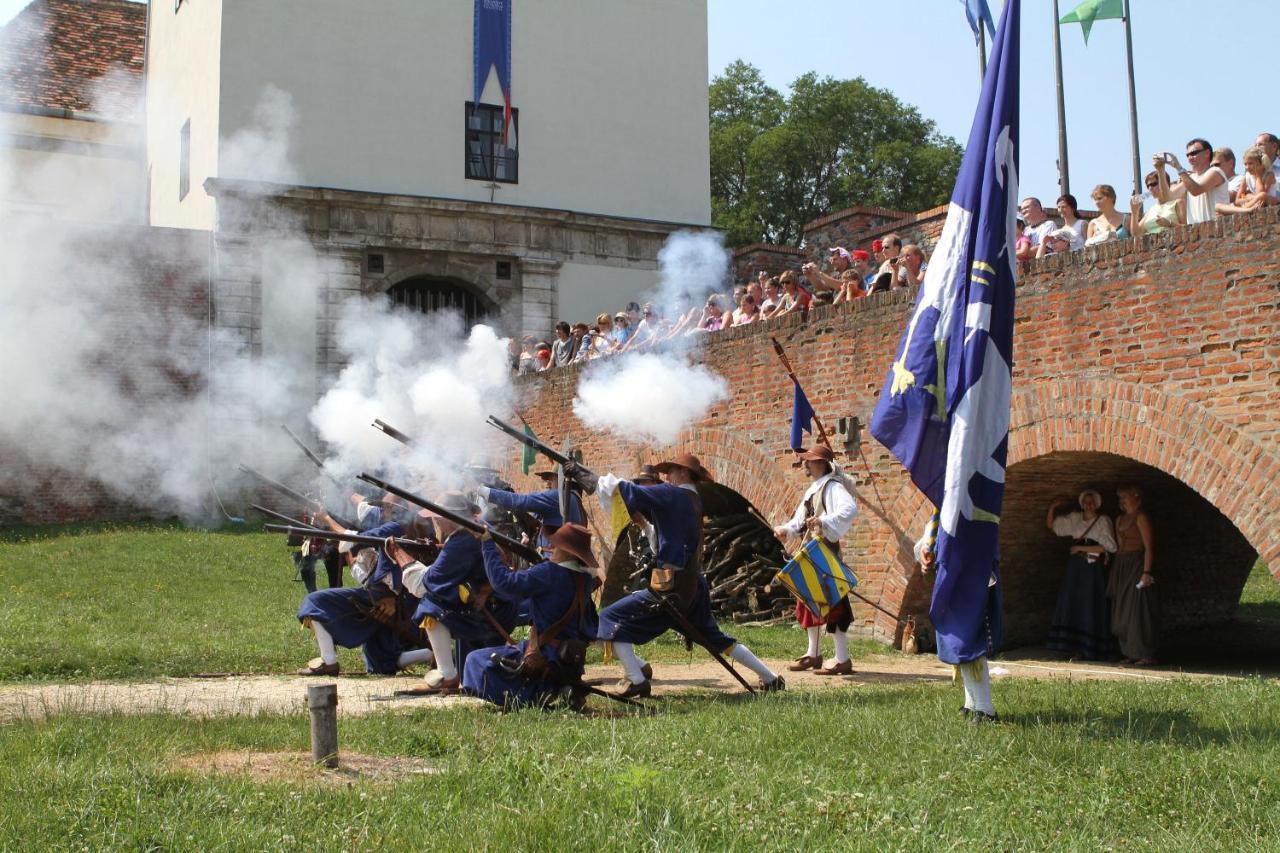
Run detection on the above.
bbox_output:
[425,491,479,519]
[652,452,713,483]
[547,523,598,568]
[798,445,836,465]
[1078,489,1102,508]
[532,468,559,481]
[631,464,661,485]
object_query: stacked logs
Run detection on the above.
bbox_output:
[701,511,793,623]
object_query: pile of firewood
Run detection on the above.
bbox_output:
[701,511,793,623]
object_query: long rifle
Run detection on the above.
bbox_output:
[770,337,833,451]
[250,503,317,529]
[485,415,598,492]
[263,523,437,553]
[372,419,415,447]
[238,464,358,530]
[280,424,346,490]
[357,473,544,566]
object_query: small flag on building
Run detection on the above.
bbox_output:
[521,423,537,475]
[789,380,815,451]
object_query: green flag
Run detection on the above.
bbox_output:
[1059,0,1123,44]
[521,424,537,475]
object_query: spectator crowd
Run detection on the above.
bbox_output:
[515,131,1279,374]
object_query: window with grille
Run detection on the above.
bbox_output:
[465,102,518,183]
[387,277,490,327]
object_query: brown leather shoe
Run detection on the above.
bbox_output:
[814,660,854,676]
[295,658,339,677]
[395,676,461,696]
[614,679,652,699]
[641,663,653,681]
[787,655,822,672]
[760,675,786,693]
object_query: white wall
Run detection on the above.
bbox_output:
[556,262,657,327]
[146,0,223,230]
[217,0,710,225]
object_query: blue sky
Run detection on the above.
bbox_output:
[2,0,1266,211]
[709,0,1268,211]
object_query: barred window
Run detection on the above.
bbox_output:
[465,102,518,184]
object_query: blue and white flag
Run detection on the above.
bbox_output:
[870,0,1020,665]
[789,380,816,451]
[961,0,997,43]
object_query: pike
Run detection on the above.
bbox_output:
[238,464,358,529]
[263,523,436,552]
[770,337,834,450]
[356,473,544,566]
[280,424,347,489]
[485,415,597,493]
[372,418,415,446]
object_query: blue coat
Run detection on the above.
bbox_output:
[486,488,585,555]
[362,521,405,591]
[613,481,701,569]
[412,531,517,640]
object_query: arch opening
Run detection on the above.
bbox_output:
[999,451,1261,656]
[386,275,492,326]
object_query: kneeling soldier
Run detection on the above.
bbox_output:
[463,523,600,709]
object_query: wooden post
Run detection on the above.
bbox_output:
[306,683,339,768]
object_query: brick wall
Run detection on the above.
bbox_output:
[730,243,807,284]
[512,207,1280,648]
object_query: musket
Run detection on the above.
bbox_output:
[357,473,544,566]
[372,418,415,446]
[770,337,834,451]
[250,503,317,529]
[263,524,437,553]
[280,424,348,490]
[485,414,598,493]
[238,464,359,530]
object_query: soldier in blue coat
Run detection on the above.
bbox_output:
[294,505,436,676]
[463,523,601,709]
[477,469,585,558]
[393,492,518,694]
[595,453,784,698]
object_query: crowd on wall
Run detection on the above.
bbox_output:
[514,132,1279,374]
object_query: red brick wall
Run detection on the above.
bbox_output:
[512,207,1280,648]
[730,243,806,284]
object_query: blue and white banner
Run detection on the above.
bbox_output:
[869,0,1020,664]
[961,0,997,43]
[473,0,513,144]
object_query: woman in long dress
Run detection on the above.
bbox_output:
[1108,486,1159,665]
[1046,490,1119,660]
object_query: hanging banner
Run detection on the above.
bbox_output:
[473,0,514,145]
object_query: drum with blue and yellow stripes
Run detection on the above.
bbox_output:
[775,539,859,620]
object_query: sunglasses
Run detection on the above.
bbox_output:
[1145,182,1159,189]
[1186,148,1209,157]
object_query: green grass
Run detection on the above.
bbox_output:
[1239,558,1280,622]
[0,523,877,682]
[1,678,1278,849]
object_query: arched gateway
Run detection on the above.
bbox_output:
[387,276,492,326]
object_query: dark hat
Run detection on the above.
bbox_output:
[652,452,713,483]
[631,464,660,485]
[533,468,559,481]
[547,523,598,568]
[798,445,836,464]
[424,491,478,519]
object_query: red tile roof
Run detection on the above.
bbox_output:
[0,0,145,121]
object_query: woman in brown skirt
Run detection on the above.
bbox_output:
[1109,486,1159,665]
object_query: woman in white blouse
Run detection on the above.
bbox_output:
[1045,490,1120,661]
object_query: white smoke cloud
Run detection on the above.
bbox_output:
[572,352,729,446]
[568,230,733,447]
[218,83,300,185]
[309,299,516,493]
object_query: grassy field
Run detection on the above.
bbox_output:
[0,522,876,682]
[0,678,1278,849]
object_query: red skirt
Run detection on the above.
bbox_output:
[795,595,852,632]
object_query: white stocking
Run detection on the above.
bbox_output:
[729,643,776,682]
[425,622,457,680]
[312,622,338,666]
[613,641,647,685]
[804,626,822,659]
[832,629,850,664]
[959,657,995,715]
[396,647,435,669]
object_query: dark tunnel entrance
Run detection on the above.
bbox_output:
[999,451,1263,660]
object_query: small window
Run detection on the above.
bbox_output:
[495,261,512,280]
[178,119,191,201]
[367,253,385,274]
[465,102,518,184]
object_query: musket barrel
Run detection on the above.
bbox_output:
[484,415,598,487]
[238,465,358,529]
[262,523,432,550]
[250,503,316,529]
[372,419,415,446]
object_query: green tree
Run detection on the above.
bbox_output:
[710,62,964,247]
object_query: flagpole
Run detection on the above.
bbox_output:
[769,337,833,452]
[1122,0,1141,197]
[977,18,988,80]
[1051,0,1070,196]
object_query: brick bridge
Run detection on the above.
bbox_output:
[510,208,1280,649]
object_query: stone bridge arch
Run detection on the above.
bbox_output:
[870,377,1278,650]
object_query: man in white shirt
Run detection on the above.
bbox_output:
[1163,138,1229,225]
[1256,133,1280,183]
[1016,198,1058,252]
[773,445,858,676]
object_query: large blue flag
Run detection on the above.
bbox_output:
[870,0,1019,665]
[790,380,815,451]
[474,0,514,144]
[961,0,997,43]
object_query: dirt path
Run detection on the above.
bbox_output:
[0,650,1254,723]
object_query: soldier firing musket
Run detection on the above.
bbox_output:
[238,464,359,531]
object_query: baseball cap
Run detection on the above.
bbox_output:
[827,246,852,262]
[871,239,884,253]
[851,249,870,261]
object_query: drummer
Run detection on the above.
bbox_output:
[773,445,858,675]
